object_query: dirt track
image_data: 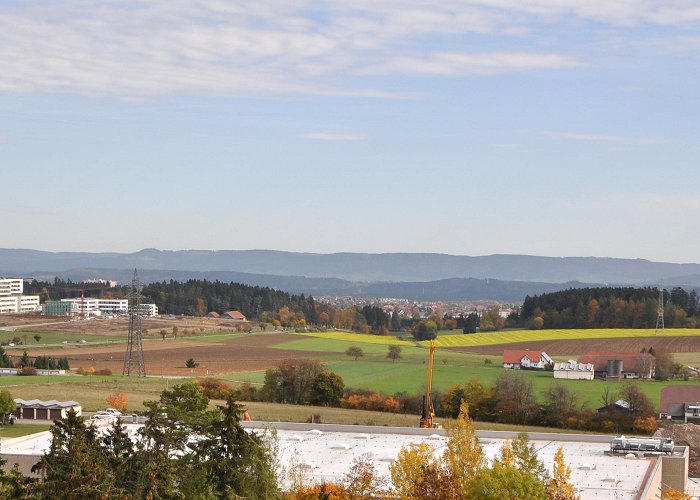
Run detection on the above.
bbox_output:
[448,336,700,356]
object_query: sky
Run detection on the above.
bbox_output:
[2,1,700,262]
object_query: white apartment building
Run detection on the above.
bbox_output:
[0,278,40,314]
[137,303,158,317]
[0,278,23,296]
[59,298,156,317]
[96,299,129,313]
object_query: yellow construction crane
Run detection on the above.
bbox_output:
[419,340,436,428]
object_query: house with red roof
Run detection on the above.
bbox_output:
[206,311,220,318]
[222,310,247,321]
[502,349,553,370]
[577,352,655,380]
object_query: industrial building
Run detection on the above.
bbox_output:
[0,278,40,314]
[660,386,700,422]
[0,422,691,498]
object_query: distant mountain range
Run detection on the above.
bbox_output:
[2,248,699,302]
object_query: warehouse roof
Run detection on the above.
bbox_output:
[14,398,81,408]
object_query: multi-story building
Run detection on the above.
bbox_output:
[56,298,156,317]
[0,278,40,314]
[137,303,159,317]
[0,278,23,296]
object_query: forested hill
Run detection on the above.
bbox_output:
[27,279,316,321]
[5,247,700,283]
[144,280,317,320]
[520,287,700,329]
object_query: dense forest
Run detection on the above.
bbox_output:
[140,279,317,321]
[520,286,700,329]
[26,278,318,323]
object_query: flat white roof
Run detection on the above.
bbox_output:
[0,422,658,499]
[261,424,655,499]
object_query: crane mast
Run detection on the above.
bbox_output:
[420,340,436,428]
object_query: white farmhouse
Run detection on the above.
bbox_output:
[502,349,553,370]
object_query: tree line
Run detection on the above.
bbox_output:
[520,286,700,329]
[198,356,658,436]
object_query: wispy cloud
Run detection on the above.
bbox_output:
[301,132,367,141]
[368,52,581,75]
[0,1,698,99]
[545,131,667,146]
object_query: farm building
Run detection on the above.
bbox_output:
[553,360,595,380]
[206,311,220,318]
[578,352,655,379]
[660,386,700,422]
[13,399,81,421]
[502,349,553,369]
[222,310,246,321]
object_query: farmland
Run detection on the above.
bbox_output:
[1,316,700,415]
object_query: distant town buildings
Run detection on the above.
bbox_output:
[502,349,553,369]
[0,278,40,314]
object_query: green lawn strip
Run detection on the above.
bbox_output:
[0,423,52,438]
[177,331,248,343]
[1,330,124,348]
[227,360,694,412]
[223,400,610,434]
[0,375,180,412]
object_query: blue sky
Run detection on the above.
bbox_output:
[2,1,699,262]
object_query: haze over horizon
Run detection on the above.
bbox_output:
[2,1,699,262]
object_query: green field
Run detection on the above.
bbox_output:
[3,326,700,416]
[220,332,700,411]
[1,330,124,349]
[0,423,52,438]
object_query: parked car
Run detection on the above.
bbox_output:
[102,408,122,417]
[90,413,113,420]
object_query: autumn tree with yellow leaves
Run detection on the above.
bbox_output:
[390,403,575,500]
[547,447,579,500]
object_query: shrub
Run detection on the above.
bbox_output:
[18,367,37,376]
[96,368,112,376]
[198,378,234,400]
[340,390,402,413]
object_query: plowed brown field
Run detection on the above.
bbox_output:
[448,335,700,356]
[23,334,328,376]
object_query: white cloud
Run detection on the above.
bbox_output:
[545,131,666,146]
[0,0,698,98]
[368,52,581,75]
[301,132,368,141]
